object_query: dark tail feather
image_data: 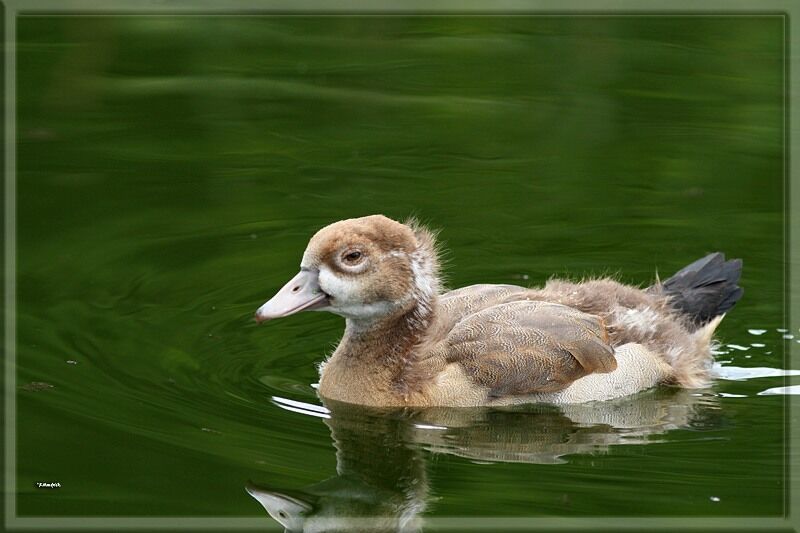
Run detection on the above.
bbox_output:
[655,252,743,327]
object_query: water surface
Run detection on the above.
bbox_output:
[15,15,786,526]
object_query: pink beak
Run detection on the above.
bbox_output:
[255,270,328,323]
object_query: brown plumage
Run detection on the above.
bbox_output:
[255,215,743,407]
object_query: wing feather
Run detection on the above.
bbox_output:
[444,300,616,397]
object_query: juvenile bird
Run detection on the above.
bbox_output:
[256,215,742,407]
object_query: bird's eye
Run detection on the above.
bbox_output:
[341,250,363,264]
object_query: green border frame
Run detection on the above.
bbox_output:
[3,2,796,531]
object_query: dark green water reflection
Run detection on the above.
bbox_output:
[16,15,785,524]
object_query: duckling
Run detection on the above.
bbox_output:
[255,215,742,407]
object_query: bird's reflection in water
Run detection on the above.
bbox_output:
[247,388,720,532]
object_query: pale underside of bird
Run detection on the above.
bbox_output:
[255,215,742,407]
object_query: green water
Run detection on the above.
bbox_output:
[15,15,787,527]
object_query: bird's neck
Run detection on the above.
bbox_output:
[318,295,440,405]
[346,296,436,354]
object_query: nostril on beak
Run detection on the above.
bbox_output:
[292,286,300,293]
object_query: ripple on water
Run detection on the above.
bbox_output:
[258,375,319,400]
[712,365,800,381]
[758,385,800,396]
